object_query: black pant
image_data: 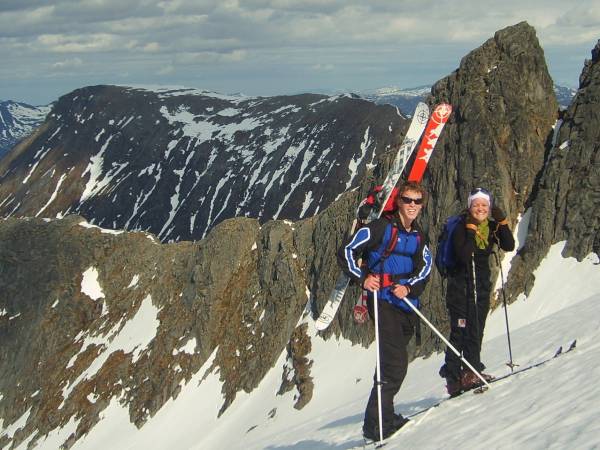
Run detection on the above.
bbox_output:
[364,299,414,434]
[443,297,489,380]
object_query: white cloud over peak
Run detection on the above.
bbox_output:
[1,0,598,104]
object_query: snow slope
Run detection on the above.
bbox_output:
[10,241,600,449]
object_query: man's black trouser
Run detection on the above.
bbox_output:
[364,299,414,434]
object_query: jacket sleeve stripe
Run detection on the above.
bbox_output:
[408,244,432,285]
[345,227,370,278]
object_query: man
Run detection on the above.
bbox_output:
[338,181,432,441]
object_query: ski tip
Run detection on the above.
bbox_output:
[568,339,577,351]
[553,346,563,357]
[314,320,330,332]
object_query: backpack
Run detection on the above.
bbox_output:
[357,186,399,220]
[435,214,463,277]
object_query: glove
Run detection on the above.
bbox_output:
[491,206,508,224]
[465,215,478,232]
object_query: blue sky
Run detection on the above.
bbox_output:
[1,0,599,105]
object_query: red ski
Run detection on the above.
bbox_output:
[353,102,452,324]
[408,103,452,181]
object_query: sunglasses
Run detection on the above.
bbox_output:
[399,195,424,205]
[469,187,494,206]
[470,187,492,197]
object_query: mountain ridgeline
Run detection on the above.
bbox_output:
[0,23,599,450]
[0,87,405,241]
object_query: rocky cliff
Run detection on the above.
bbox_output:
[0,215,314,448]
[505,40,600,300]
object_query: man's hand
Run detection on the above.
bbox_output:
[363,274,380,292]
[391,284,410,299]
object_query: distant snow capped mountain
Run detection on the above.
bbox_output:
[0,101,51,158]
[361,84,576,114]
[553,84,577,109]
[0,85,407,241]
[360,85,431,116]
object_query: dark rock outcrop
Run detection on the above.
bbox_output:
[505,40,600,300]
[277,323,314,410]
[330,22,559,352]
[0,215,311,448]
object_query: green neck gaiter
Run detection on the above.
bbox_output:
[475,219,490,249]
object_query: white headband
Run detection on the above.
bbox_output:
[468,191,491,208]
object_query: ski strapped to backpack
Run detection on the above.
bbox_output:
[316,102,452,331]
[314,102,430,332]
[408,103,453,182]
[353,102,453,325]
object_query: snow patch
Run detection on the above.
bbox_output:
[81,267,105,301]
[0,407,31,440]
[127,275,140,289]
[173,338,197,356]
[486,241,600,341]
[61,295,160,405]
[79,220,125,235]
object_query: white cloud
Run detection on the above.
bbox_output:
[143,42,160,52]
[52,57,83,69]
[174,49,248,64]
[311,63,334,72]
[37,33,117,52]
[157,64,175,75]
[1,0,599,104]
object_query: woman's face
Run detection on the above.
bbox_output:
[469,198,490,223]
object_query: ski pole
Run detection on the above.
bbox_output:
[471,255,482,368]
[401,298,491,389]
[494,252,516,371]
[373,290,384,443]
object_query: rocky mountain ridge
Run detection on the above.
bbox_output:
[0,87,406,242]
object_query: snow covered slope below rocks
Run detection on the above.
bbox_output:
[14,242,598,450]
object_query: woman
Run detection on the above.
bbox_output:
[439,187,515,396]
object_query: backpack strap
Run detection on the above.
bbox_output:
[368,220,400,272]
[382,222,399,259]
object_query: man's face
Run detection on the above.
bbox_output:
[397,189,423,223]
